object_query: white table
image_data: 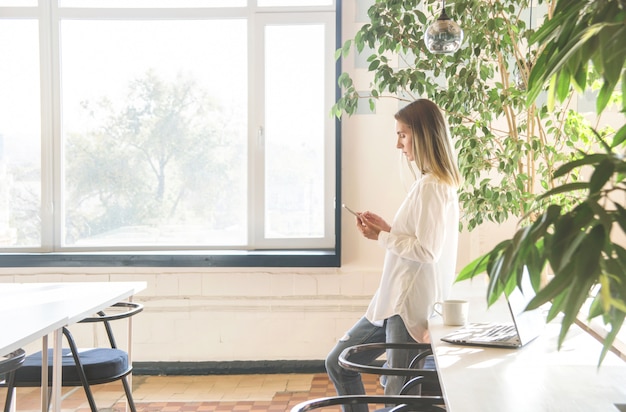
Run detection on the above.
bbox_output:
[0,281,146,412]
[429,277,626,412]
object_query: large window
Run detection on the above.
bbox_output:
[0,1,340,267]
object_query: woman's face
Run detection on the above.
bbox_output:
[395,120,414,161]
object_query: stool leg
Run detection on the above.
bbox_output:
[121,376,137,412]
[4,372,16,412]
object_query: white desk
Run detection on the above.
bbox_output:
[429,277,626,412]
[0,281,146,412]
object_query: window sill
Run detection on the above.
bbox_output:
[0,250,340,268]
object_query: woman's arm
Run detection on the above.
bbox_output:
[378,182,455,263]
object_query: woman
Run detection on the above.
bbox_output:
[326,99,461,410]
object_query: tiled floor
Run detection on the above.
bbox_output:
[1,373,385,412]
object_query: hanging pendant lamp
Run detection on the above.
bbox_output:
[425,0,464,54]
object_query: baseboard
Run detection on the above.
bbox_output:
[133,360,327,376]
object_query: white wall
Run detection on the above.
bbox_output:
[0,0,514,364]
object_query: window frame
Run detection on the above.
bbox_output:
[252,10,338,250]
[0,0,342,268]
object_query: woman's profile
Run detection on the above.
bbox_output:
[325,98,461,412]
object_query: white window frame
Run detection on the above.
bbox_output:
[252,10,337,249]
[0,1,341,267]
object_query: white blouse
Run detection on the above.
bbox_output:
[364,174,459,343]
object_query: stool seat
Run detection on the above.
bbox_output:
[14,348,129,387]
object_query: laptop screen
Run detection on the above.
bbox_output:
[507,270,545,345]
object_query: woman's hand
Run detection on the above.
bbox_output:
[356,211,391,240]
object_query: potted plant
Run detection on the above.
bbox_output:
[333,0,598,232]
[458,0,626,363]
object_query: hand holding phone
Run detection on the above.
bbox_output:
[342,203,359,217]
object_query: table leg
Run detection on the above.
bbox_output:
[50,329,62,412]
[41,335,48,412]
[127,298,134,412]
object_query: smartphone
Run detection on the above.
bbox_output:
[342,203,359,217]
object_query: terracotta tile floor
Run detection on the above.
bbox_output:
[1,373,385,412]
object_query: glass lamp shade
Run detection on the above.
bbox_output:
[514,60,533,91]
[425,12,464,54]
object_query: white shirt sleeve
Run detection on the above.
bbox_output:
[377,180,453,264]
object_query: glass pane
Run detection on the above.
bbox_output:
[60,20,248,247]
[0,1,36,5]
[258,0,333,6]
[59,0,245,7]
[0,20,41,247]
[264,23,326,238]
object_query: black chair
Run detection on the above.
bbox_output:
[339,343,441,396]
[4,302,143,412]
[1,348,26,412]
[291,342,445,412]
[291,394,446,412]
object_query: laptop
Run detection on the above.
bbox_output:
[440,272,544,349]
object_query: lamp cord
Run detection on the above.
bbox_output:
[528,1,532,63]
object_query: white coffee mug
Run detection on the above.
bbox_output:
[433,299,469,326]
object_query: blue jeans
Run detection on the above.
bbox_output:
[325,315,418,412]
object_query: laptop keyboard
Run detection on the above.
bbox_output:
[443,323,518,344]
[477,324,517,342]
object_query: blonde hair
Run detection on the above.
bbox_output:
[394,99,461,187]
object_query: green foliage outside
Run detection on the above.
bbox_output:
[65,70,245,244]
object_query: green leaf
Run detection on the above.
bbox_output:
[456,252,490,282]
[611,124,626,148]
[573,224,605,279]
[557,279,591,348]
[556,70,572,102]
[341,39,352,58]
[538,182,589,200]
[622,70,626,113]
[545,290,567,322]
[596,80,613,114]
[598,312,625,365]
[552,154,608,179]
[550,215,586,272]
[600,26,626,88]
[614,203,626,234]
[572,63,588,91]
[527,271,573,310]
[589,158,615,194]
[528,205,562,243]
[528,21,609,108]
